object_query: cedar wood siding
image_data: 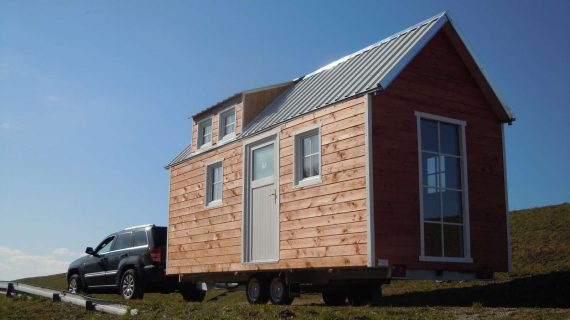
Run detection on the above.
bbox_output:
[168,97,368,274]
[371,30,508,272]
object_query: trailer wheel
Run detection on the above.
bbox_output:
[246,276,269,304]
[181,284,206,302]
[347,285,369,306]
[322,290,346,306]
[269,277,293,305]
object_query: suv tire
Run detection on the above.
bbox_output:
[68,274,82,294]
[120,269,144,300]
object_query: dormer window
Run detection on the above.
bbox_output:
[197,117,212,149]
[219,106,236,140]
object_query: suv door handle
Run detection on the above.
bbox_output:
[120,253,128,258]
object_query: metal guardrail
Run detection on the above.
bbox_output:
[0,281,138,316]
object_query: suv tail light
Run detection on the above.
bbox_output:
[149,247,163,263]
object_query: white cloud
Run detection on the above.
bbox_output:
[52,248,82,257]
[0,246,83,281]
[0,246,22,255]
[46,95,59,102]
[0,122,10,129]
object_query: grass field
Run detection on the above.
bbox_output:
[2,203,569,319]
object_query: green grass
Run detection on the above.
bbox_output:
[2,203,569,319]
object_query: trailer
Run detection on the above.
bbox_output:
[165,12,513,305]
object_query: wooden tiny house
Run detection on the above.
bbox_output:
[165,13,514,304]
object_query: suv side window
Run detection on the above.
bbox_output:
[133,230,148,247]
[113,232,132,251]
[96,236,115,255]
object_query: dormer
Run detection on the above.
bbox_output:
[190,82,293,153]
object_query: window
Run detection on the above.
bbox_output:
[197,118,212,149]
[219,107,236,140]
[417,112,471,262]
[206,161,223,207]
[113,232,132,251]
[96,237,115,255]
[252,143,274,180]
[294,127,321,187]
[133,230,148,247]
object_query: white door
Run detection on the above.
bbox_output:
[246,138,279,262]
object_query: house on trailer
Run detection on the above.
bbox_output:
[165,12,514,299]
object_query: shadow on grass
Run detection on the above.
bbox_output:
[382,271,570,308]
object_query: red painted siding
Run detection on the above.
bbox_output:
[371,30,509,272]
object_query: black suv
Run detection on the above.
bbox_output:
[67,224,176,299]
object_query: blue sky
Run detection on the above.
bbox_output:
[1,1,568,280]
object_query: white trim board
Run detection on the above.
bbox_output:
[364,94,376,267]
[415,111,472,263]
[241,128,281,264]
[502,124,512,272]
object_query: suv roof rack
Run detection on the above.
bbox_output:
[123,224,155,230]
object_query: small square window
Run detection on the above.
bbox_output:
[294,128,321,187]
[219,107,236,140]
[206,161,223,207]
[197,118,213,149]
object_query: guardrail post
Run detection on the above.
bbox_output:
[52,293,61,302]
[6,283,14,298]
[85,300,95,311]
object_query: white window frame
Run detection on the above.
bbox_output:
[197,117,213,150]
[293,125,322,188]
[218,106,237,142]
[415,111,472,263]
[205,159,223,208]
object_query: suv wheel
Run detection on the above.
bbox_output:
[120,269,144,300]
[68,274,82,294]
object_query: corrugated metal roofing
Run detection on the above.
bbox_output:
[166,12,514,168]
[241,13,446,137]
[168,144,193,167]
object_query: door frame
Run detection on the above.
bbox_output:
[241,127,280,264]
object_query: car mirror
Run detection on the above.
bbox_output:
[85,247,95,255]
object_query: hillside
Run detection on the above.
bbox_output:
[2,202,569,319]
[510,202,570,274]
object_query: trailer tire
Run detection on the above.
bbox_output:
[322,290,346,306]
[347,286,369,306]
[369,284,382,306]
[246,276,269,304]
[269,277,293,305]
[181,284,206,302]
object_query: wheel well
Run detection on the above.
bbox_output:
[116,265,136,285]
[67,269,79,280]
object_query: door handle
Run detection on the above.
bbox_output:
[120,253,128,258]
[269,190,277,202]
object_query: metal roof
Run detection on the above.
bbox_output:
[166,12,514,168]
[241,12,447,137]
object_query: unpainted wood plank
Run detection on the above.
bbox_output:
[280,243,367,259]
[280,220,367,241]
[280,232,367,250]
[280,177,366,204]
[281,199,366,222]
[168,228,241,245]
[281,209,366,231]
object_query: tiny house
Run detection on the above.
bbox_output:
[165,12,514,305]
